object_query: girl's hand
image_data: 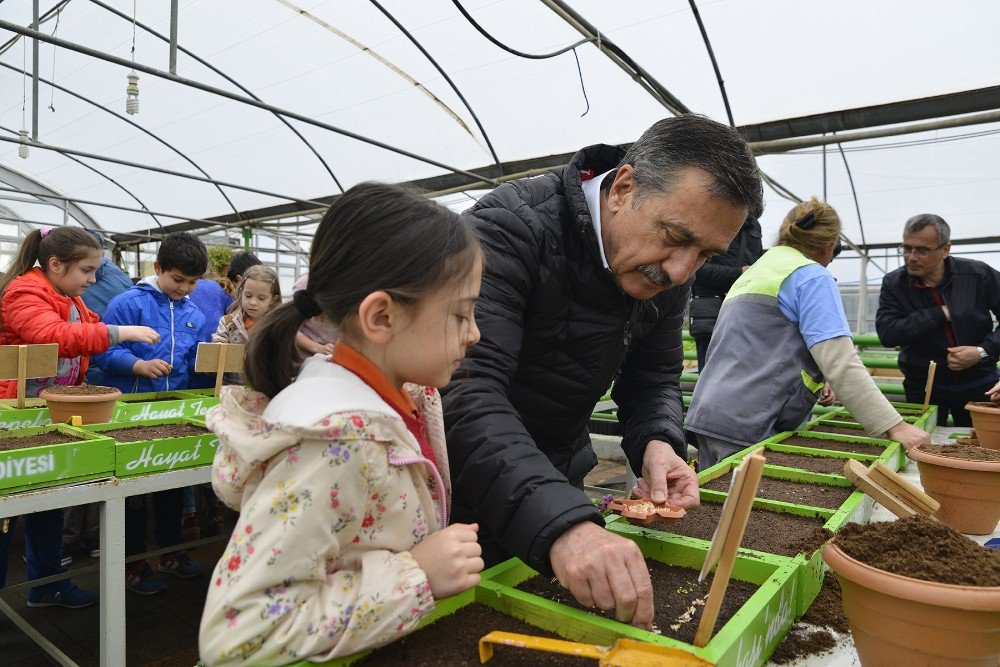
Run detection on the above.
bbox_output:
[120,326,160,344]
[133,358,172,378]
[987,380,1000,402]
[410,523,483,599]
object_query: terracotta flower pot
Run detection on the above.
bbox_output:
[966,401,1000,450]
[908,446,1000,535]
[823,543,1000,666]
[39,387,122,425]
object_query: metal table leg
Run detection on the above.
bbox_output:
[100,497,125,667]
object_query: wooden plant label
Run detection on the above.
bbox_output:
[694,448,765,647]
[0,344,58,408]
[194,343,245,397]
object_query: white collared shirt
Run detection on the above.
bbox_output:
[582,168,615,269]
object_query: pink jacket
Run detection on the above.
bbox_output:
[199,357,451,666]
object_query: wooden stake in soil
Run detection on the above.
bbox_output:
[194,343,244,397]
[0,344,58,408]
[923,360,937,411]
[693,448,765,648]
[843,459,939,520]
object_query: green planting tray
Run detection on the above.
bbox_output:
[82,417,216,477]
[0,424,115,494]
[110,390,219,422]
[763,429,905,472]
[0,406,52,430]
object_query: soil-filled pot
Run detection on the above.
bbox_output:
[823,543,1000,666]
[966,401,1000,450]
[39,386,122,425]
[908,446,1000,535]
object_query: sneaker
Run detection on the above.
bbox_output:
[60,553,73,568]
[158,551,204,579]
[27,583,97,609]
[181,513,201,541]
[126,562,167,596]
[89,546,101,559]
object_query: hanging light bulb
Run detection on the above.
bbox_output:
[18,128,29,159]
[126,71,140,115]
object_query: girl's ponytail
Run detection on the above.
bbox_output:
[244,300,308,398]
[0,229,43,302]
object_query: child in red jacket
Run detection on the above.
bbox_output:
[0,226,157,609]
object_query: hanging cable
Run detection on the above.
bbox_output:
[0,0,72,56]
[571,49,590,117]
[449,0,594,58]
[19,37,29,158]
[835,137,866,248]
[48,8,60,112]
[367,0,504,172]
[126,0,140,114]
[686,0,734,127]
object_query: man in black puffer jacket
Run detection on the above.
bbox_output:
[441,115,763,629]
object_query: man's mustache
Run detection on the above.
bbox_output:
[637,264,672,288]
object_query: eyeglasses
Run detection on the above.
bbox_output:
[896,243,946,257]
[832,242,843,259]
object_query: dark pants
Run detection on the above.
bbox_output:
[0,509,71,594]
[694,335,712,373]
[905,374,1000,427]
[125,489,183,557]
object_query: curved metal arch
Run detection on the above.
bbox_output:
[0,60,239,218]
[0,162,103,230]
[87,0,343,192]
[1,124,164,229]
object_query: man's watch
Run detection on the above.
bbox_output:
[978,346,990,363]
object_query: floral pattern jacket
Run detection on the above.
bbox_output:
[199,356,451,666]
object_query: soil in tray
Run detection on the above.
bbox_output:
[0,431,83,451]
[99,424,210,442]
[809,424,881,438]
[762,451,850,475]
[779,435,885,456]
[647,501,831,557]
[119,395,189,404]
[916,443,1000,462]
[41,385,118,395]
[703,472,853,509]
[834,516,1000,586]
[359,603,589,666]
[516,559,759,645]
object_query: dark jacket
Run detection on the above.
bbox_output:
[81,257,133,317]
[441,145,690,574]
[876,256,1000,386]
[689,216,762,337]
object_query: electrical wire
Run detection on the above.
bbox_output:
[792,127,1000,154]
[367,0,504,172]
[686,0,733,127]
[836,138,866,249]
[0,0,72,55]
[449,0,594,59]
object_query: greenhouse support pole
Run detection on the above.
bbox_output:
[169,0,179,74]
[100,497,126,667]
[32,0,39,139]
[857,252,868,334]
[242,227,252,251]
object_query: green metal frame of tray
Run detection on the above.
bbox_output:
[305,537,800,667]
[0,424,115,494]
[109,390,219,423]
[81,417,216,477]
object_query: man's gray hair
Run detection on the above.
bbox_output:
[904,214,950,246]
[617,114,764,219]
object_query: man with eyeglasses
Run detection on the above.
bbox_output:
[876,214,1000,426]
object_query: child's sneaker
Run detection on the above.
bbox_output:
[27,582,97,609]
[89,546,101,559]
[126,562,167,596]
[158,551,204,579]
[181,513,201,540]
[60,552,73,568]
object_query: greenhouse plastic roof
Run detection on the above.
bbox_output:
[1,0,999,278]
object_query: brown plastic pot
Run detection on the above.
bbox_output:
[966,401,1000,450]
[823,542,1000,666]
[39,387,122,425]
[908,446,1000,535]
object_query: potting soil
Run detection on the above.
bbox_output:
[516,559,759,645]
[916,443,1000,462]
[762,451,849,475]
[967,401,1000,409]
[100,424,211,442]
[359,603,589,666]
[834,516,1000,586]
[769,628,837,664]
[769,573,849,663]
[647,502,829,557]
[703,472,853,509]
[0,431,84,451]
[810,424,883,438]
[41,385,118,395]
[780,435,885,456]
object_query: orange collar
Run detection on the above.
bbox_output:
[332,342,416,415]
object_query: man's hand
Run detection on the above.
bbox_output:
[550,522,653,628]
[132,359,172,378]
[987,380,1000,402]
[889,421,931,452]
[946,346,981,371]
[818,383,836,406]
[637,440,699,509]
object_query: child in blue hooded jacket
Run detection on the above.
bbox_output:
[96,232,209,393]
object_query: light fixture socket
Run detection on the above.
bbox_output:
[18,128,29,159]
[126,71,140,115]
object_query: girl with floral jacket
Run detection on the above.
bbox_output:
[199,183,484,665]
